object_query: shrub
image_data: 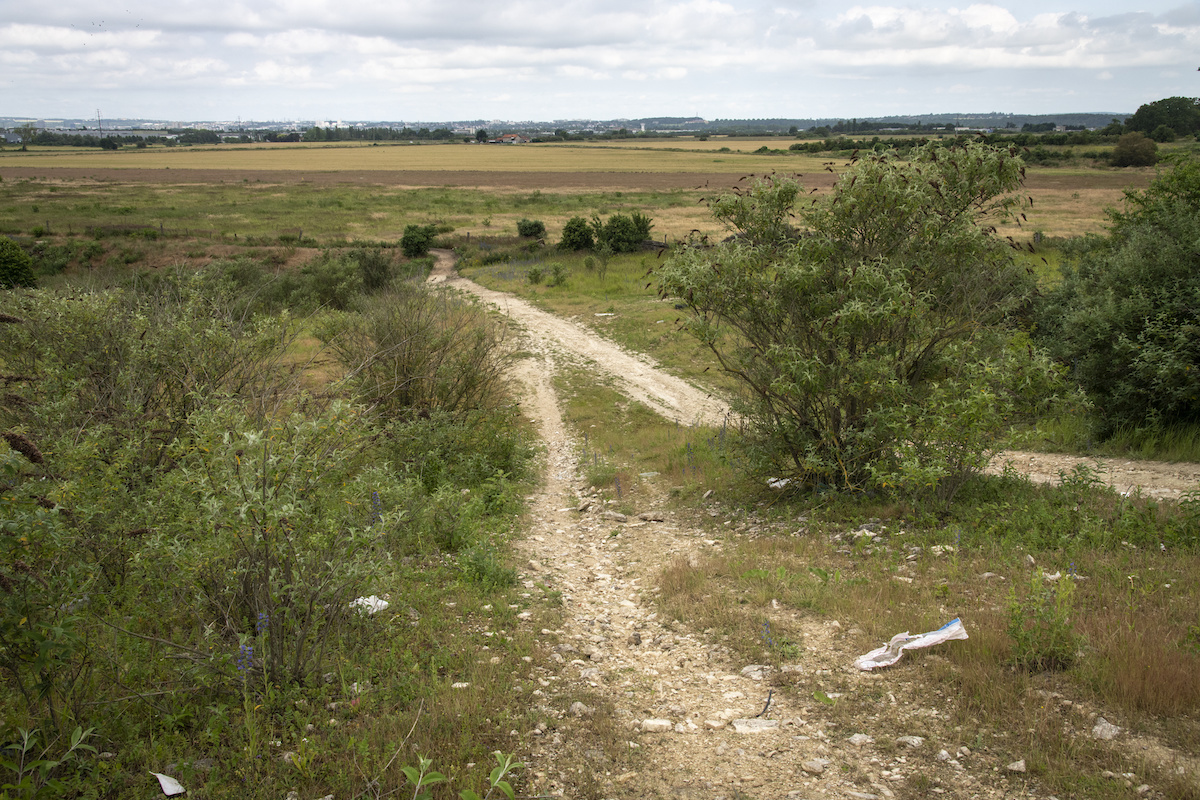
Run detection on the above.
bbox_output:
[298,252,363,310]
[317,283,512,418]
[526,266,544,284]
[400,224,437,258]
[1034,157,1200,432]
[1111,132,1157,167]
[516,219,546,238]
[593,211,653,253]
[1150,125,1177,143]
[547,263,568,287]
[659,144,1060,499]
[0,236,36,289]
[152,400,381,688]
[353,247,394,292]
[558,216,594,251]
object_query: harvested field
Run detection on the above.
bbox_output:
[0,166,820,192]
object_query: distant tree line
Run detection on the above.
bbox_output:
[302,126,454,142]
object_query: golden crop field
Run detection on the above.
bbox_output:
[0,140,831,174]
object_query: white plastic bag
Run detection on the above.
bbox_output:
[854,618,968,670]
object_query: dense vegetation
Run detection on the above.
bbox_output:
[0,257,533,798]
[1035,157,1200,435]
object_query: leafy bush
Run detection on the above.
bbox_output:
[149,400,381,688]
[1111,132,1157,167]
[400,224,438,258]
[0,455,91,732]
[558,216,594,251]
[1034,158,1200,433]
[547,263,568,287]
[659,144,1059,499]
[592,211,653,253]
[352,247,394,292]
[516,219,546,238]
[0,236,36,289]
[298,252,363,310]
[526,266,543,284]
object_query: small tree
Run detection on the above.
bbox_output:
[659,143,1058,499]
[1112,132,1158,167]
[558,216,594,251]
[475,129,488,143]
[0,236,36,289]
[400,224,437,258]
[1150,125,1177,143]
[516,219,546,238]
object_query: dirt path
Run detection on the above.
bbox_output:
[427,250,1199,799]
[428,251,728,428]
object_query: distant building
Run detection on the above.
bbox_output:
[489,133,530,144]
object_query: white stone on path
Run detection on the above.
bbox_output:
[640,719,673,733]
[1007,759,1027,773]
[731,718,779,733]
[1092,717,1121,740]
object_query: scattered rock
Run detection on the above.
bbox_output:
[801,758,828,775]
[730,718,779,733]
[740,664,771,681]
[1007,759,1027,773]
[848,734,874,747]
[627,631,642,645]
[576,500,592,512]
[937,749,951,761]
[896,735,925,748]
[451,682,470,689]
[1092,717,1121,740]
[637,511,665,522]
[601,511,628,523]
[569,702,594,717]
[640,719,673,733]
[704,719,727,730]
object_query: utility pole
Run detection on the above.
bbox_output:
[97,109,103,135]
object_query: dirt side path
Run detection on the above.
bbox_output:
[428,250,729,428]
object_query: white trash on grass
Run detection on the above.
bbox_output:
[350,595,389,614]
[854,618,969,670]
[150,772,186,797]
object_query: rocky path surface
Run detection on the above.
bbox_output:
[428,250,1199,799]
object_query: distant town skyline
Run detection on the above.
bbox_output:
[3,1,1197,122]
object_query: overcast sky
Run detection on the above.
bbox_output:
[3,1,1198,123]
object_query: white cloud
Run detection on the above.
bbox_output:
[2,1,1197,119]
